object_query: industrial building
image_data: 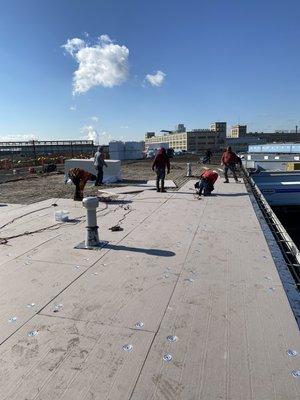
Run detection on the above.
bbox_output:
[144,122,227,153]
[247,130,300,143]
[229,124,300,142]
[175,123,186,133]
[210,122,227,138]
[227,124,300,152]
[145,121,300,154]
[144,121,300,154]
[144,131,188,151]
[230,125,247,138]
[226,136,266,153]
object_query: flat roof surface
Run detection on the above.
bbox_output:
[0,180,300,399]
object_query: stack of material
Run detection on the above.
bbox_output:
[124,141,144,160]
[109,141,144,160]
[109,141,125,160]
[64,159,122,183]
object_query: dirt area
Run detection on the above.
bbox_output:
[0,156,222,204]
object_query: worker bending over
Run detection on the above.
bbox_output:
[221,146,242,183]
[67,168,95,201]
[195,169,218,196]
[152,148,170,192]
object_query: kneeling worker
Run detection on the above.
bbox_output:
[195,169,218,196]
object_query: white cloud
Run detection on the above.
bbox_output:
[69,105,76,111]
[91,116,99,122]
[62,34,129,95]
[99,34,112,43]
[80,125,112,145]
[62,38,85,57]
[120,125,129,129]
[81,125,98,143]
[0,133,38,142]
[145,70,166,87]
[98,131,112,145]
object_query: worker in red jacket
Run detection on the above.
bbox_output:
[152,148,170,192]
[195,169,218,196]
[221,146,241,183]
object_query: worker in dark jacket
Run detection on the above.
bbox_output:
[152,148,170,192]
[94,146,108,186]
[221,146,241,183]
[195,169,218,196]
[203,149,213,164]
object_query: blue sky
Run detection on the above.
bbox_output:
[0,0,300,143]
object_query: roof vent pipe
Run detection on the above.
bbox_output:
[83,197,100,248]
[74,196,108,250]
[186,163,192,177]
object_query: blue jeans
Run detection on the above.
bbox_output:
[198,179,212,196]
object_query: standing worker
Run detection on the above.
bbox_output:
[221,146,241,183]
[152,148,170,192]
[94,146,108,186]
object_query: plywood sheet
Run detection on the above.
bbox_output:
[0,315,153,400]
[0,258,90,344]
[130,281,300,400]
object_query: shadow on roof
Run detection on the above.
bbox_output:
[104,243,175,257]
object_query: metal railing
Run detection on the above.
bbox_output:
[243,167,300,286]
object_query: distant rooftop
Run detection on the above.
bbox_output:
[248,143,300,153]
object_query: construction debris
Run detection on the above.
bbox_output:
[109,225,124,232]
